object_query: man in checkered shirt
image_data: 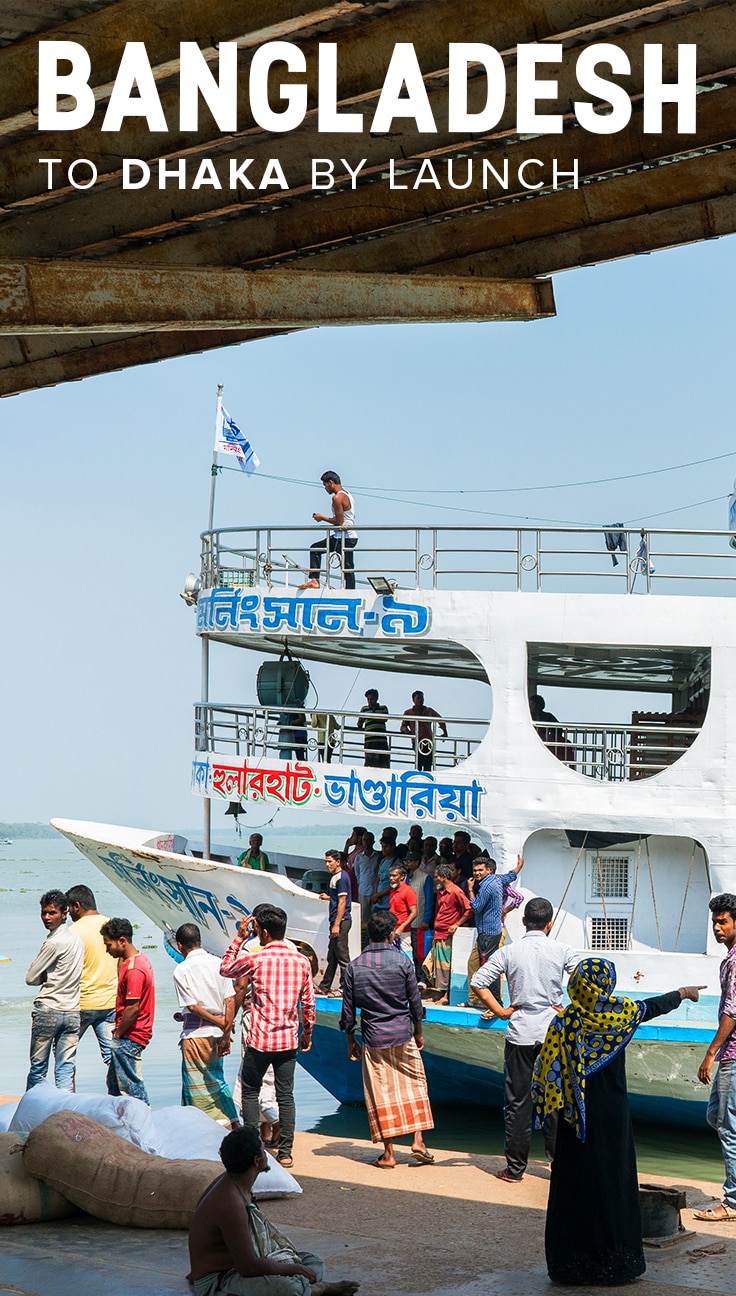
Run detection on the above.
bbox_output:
[221,903,315,1169]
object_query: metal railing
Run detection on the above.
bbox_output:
[195,703,485,770]
[199,525,736,595]
[534,720,703,781]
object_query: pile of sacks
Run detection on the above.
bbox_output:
[0,1084,301,1228]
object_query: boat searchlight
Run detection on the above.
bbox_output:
[367,576,397,595]
[180,573,201,606]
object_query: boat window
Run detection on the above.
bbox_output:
[527,643,710,781]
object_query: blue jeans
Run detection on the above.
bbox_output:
[27,1009,80,1091]
[707,1061,736,1208]
[79,1008,115,1065]
[107,1036,149,1105]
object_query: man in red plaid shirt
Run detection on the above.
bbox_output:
[220,903,315,1168]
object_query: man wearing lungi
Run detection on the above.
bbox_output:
[173,923,238,1126]
[425,863,471,1005]
[188,1124,360,1296]
[341,909,435,1169]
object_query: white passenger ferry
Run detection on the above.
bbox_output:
[54,521,733,1126]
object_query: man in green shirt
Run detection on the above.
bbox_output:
[237,833,270,871]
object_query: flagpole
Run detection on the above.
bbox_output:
[208,382,223,532]
[202,382,222,863]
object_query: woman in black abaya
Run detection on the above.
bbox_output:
[531,957,703,1286]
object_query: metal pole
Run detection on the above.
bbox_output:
[208,383,223,533]
[202,634,211,860]
[202,382,221,862]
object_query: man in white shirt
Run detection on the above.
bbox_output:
[25,888,84,1091]
[173,923,238,1126]
[471,896,579,1183]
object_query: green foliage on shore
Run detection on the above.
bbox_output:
[0,823,57,839]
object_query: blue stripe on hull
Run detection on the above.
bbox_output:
[299,1006,710,1128]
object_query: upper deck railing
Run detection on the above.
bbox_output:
[200,525,736,596]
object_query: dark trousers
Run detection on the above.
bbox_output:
[318,918,352,991]
[414,743,434,772]
[308,535,357,589]
[241,1046,297,1158]
[504,1040,558,1179]
[478,931,502,998]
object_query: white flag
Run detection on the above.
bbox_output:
[214,400,260,474]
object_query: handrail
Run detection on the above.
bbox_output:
[195,702,485,771]
[199,525,736,596]
[533,718,703,781]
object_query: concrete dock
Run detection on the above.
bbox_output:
[0,1132,734,1296]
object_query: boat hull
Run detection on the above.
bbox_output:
[302,1001,713,1129]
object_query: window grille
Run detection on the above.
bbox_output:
[590,917,629,950]
[590,855,630,899]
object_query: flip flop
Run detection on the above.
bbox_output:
[693,1203,736,1221]
[410,1148,435,1165]
[369,1158,395,1169]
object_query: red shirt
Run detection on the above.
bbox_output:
[116,952,155,1047]
[433,883,471,940]
[220,938,316,1053]
[389,882,418,931]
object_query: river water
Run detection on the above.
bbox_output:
[0,835,723,1182]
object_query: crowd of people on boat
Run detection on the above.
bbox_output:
[22,869,736,1291]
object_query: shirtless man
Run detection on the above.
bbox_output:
[299,471,357,591]
[188,1124,360,1296]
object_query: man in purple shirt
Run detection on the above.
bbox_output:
[695,892,736,1221]
[341,909,434,1169]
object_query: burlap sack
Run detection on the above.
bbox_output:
[0,1131,76,1225]
[23,1111,220,1228]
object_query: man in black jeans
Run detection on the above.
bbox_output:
[471,897,579,1183]
[317,850,352,997]
[299,471,357,590]
[219,904,315,1169]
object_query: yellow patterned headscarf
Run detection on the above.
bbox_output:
[531,957,644,1141]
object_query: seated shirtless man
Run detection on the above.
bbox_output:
[188,1124,360,1296]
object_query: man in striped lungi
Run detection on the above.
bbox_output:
[173,923,238,1126]
[341,909,434,1170]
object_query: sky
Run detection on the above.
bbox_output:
[1,233,734,833]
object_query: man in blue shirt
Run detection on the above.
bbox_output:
[341,909,433,1168]
[317,850,352,997]
[467,853,523,1002]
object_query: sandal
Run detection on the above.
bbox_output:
[276,1153,294,1169]
[410,1148,435,1165]
[693,1203,736,1221]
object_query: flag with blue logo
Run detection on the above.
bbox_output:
[214,400,260,474]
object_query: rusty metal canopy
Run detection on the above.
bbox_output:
[0,0,734,396]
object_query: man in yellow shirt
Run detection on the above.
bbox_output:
[66,884,118,1069]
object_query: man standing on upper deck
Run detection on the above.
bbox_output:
[299,471,357,591]
[400,691,447,772]
[695,893,736,1221]
[357,690,390,768]
[220,904,315,1168]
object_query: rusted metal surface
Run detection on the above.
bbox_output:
[0,260,555,330]
[0,0,732,394]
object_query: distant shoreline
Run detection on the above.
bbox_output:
[0,823,57,839]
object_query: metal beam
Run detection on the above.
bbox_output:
[0,0,381,135]
[0,261,556,331]
[1,189,733,398]
[8,84,727,271]
[0,327,279,398]
[2,0,730,206]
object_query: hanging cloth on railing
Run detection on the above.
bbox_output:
[634,531,655,576]
[603,524,627,567]
[728,481,736,550]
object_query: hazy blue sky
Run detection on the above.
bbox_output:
[1,234,734,833]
